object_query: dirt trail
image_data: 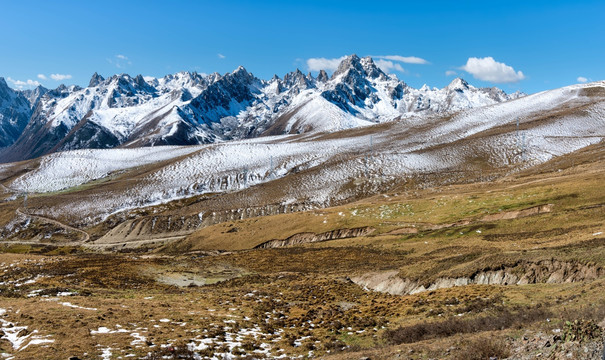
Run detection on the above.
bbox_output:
[16,208,90,242]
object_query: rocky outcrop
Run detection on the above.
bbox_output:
[352,260,603,295]
[255,226,375,249]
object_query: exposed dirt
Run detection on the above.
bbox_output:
[255,226,375,248]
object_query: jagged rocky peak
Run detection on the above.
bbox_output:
[89,72,105,87]
[47,84,74,98]
[0,78,11,102]
[0,77,18,102]
[232,65,248,76]
[0,77,8,90]
[207,72,222,84]
[0,77,32,148]
[360,56,386,79]
[134,74,146,85]
[283,68,312,89]
[317,70,329,82]
[330,54,387,82]
[332,54,364,78]
[224,66,256,86]
[133,74,154,91]
[21,85,49,109]
[446,77,470,92]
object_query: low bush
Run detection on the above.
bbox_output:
[383,306,549,344]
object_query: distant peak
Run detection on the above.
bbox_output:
[317,70,329,82]
[446,77,470,91]
[233,65,247,74]
[134,74,148,88]
[332,54,364,78]
[88,72,105,87]
[360,56,386,79]
[361,56,374,64]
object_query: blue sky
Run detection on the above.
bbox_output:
[1,0,602,94]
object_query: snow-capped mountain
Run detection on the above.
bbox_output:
[7,80,604,226]
[0,78,32,148]
[20,85,49,110]
[0,55,524,162]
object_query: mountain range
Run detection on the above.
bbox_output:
[0,55,524,162]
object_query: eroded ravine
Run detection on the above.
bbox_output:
[351,259,603,295]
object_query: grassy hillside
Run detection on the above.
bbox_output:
[1,140,604,359]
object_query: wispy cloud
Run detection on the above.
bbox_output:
[374,55,429,65]
[375,59,405,73]
[577,76,589,83]
[50,73,72,81]
[460,57,525,83]
[108,54,132,68]
[6,77,41,89]
[217,53,226,59]
[306,56,347,72]
[37,74,47,80]
[445,70,458,77]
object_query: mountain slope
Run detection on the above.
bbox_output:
[3,80,603,228]
[0,78,33,148]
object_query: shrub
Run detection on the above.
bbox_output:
[561,319,602,343]
[453,336,511,360]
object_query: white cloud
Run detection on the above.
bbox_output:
[6,77,41,89]
[375,55,429,64]
[217,53,226,59]
[306,56,347,72]
[461,57,525,83]
[375,59,405,73]
[116,54,128,60]
[50,74,72,81]
[577,76,588,83]
[37,74,47,80]
[445,70,458,77]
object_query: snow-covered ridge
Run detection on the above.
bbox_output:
[0,55,525,163]
[11,146,203,193]
[8,81,605,223]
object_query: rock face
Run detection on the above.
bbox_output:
[0,78,33,148]
[0,55,525,162]
[255,227,375,248]
[351,260,603,295]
